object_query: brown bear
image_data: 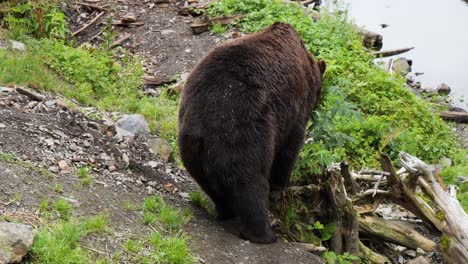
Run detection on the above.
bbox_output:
[178,22,326,244]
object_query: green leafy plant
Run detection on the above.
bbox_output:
[323,251,359,264]
[307,221,336,241]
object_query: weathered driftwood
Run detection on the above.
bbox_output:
[15,87,45,101]
[439,111,468,123]
[190,14,246,34]
[398,152,468,262]
[359,216,437,252]
[354,26,383,51]
[323,167,360,257]
[358,241,390,263]
[373,47,414,58]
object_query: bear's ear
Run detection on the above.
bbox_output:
[318,60,326,76]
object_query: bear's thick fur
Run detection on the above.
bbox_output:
[178,22,326,244]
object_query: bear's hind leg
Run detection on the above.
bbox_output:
[270,125,305,191]
[235,176,277,244]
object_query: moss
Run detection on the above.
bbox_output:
[440,234,451,250]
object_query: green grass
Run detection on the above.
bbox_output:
[142,196,191,231]
[77,166,93,185]
[31,197,110,264]
[210,22,228,34]
[148,231,192,264]
[0,151,51,177]
[120,196,194,263]
[189,191,211,211]
[53,198,73,220]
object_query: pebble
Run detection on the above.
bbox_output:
[58,160,70,171]
[406,249,417,258]
[416,247,425,255]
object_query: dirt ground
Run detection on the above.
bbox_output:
[0,0,325,263]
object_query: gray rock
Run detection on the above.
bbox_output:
[115,114,150,138]
[416,247,425,255]
[148,138,172,162]
[179,192,190,199]
[407,256,430,264]
[436,83,451,95]
[0,222,35,264]
[0,39,26,52]
[405,249,417,258]
[0,87,13,93]
[392,57,412,76]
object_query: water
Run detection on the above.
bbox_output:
[341,0,468,108]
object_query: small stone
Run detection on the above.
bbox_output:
[405,249,417,258]
[395,246,406,252]
[179,192,190,199]
[148,161,158,168]
[146,186,155,194]
[49,166,59,173]
[108,165,117,172]
[407,256,430,264]
[436,83,451,95]
[148,181,157,187]
[185,48,191,53]
[83,140,91,147]
[398,255,405,264]
[0,123,6,128]
[416,247,425,255]
[44,100,56,108]
[58,160,70,171]
[122,153,129,164]
[148,138,172,161]
[44,138,54,147]
[161,29,176,35]
[0,222,35,264]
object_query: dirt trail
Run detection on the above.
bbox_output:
[0,1,325,263]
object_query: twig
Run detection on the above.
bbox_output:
[109,33,131,49]
[15,86,46,101]
[372,172,385,197]
[82,245,106,255]
[352,189,390,202]
[72,11,105,36]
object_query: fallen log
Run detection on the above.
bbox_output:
[439,111,468,123]
[190,14,246,34]
[358,241,390,263]
[373,47,414,58]
[359,216,437,252]
[354,26,383,51]
[399,152,468,262]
